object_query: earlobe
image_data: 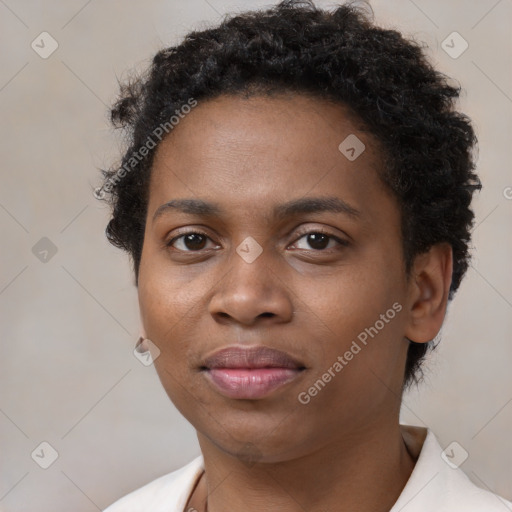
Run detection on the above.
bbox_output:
[404,243,453,343]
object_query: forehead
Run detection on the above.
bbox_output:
[152,93,378,167]
[148,93,389,221]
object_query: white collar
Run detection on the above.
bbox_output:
[103,424,512,511]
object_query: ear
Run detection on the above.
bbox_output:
[139,309,148,339]
[404,243,453,343]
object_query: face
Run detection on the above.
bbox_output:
[138,93,413,463]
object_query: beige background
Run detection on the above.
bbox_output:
[0,0,511,510]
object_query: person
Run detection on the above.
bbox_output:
[97,1,512,510]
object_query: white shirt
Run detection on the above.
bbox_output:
[103,424,512,511]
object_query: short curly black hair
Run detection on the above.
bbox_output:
[96,0,480,390]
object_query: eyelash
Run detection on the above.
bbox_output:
[165,227,349,253]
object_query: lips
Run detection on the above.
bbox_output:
[201,345,306,399]
[203,345,304,370]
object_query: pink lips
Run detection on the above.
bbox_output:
[201,346,305,399]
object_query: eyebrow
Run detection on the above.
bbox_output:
[152,196,361,224]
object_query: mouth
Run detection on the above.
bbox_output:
[200,345,306,400]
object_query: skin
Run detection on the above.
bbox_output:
[137,93,453,512]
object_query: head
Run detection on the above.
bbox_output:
[97,0,479,461]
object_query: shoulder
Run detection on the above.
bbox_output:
[393,425,512,511]
[102,455,204,512]
[438,463,512,510]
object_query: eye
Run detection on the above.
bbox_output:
[165,228,349,254]
[291,229,348,251]
[166,231,219,252]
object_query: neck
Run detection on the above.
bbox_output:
[194,419,416,512]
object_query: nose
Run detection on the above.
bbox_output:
[208,248,294,327]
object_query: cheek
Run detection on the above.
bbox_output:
[138,246,205,326]
[137,255,200,372]
[302,261,403,331]
[137,266,207,413]
[293,270,408,420]
[294,248,408,377]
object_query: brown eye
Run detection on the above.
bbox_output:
[292,230,348,251]
[303,233,330,250]
[167,231,216,252]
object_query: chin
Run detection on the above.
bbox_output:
[196,409,314,462]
